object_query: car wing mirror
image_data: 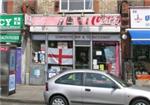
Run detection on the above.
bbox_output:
[112,84,119,89]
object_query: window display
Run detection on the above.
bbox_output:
[92,41,120,76]
[48,41,73,73]
[32,41,46,64]
[133,45,150,80]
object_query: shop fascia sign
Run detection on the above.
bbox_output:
[28,14,120,26]
[0,14,24,29]
[0,32,21,43]
[28,14,120,32]
[130,8,150,28]
[0,46,8,52]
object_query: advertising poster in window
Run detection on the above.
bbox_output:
[9,49,16,71]
[48,66,60,79]
[32,69,40,78]
[9,74,16,92]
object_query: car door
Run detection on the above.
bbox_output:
[55,72,84,105]
[82,73,125,105]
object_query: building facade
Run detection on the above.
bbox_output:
[1,0,150,85]
[25,14,121,85]
[120,0,150,83]
[23,0,123,85]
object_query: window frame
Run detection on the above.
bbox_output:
[59,0,94,13]
[55,72,83,86]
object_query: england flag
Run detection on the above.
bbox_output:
[48,48,73,65]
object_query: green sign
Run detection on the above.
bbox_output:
[0,14,24,29]
[0,33,22,43]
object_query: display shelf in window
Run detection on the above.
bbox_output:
[33,51,45,64]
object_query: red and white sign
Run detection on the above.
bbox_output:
[48,48,73,65]
[0,47,8,51]
[28,14,120,26]
[25,14,32,25]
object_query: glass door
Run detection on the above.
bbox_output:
[75,46,90,69]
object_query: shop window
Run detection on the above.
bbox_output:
[133,45,150,76]
[32,41,46,64]
[92,42,116,73]
[48,41,73,76]
[60,0,93,13]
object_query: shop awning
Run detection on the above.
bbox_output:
[128,29,150,45]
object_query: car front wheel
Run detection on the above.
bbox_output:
[131,99,150,105]
[50,95,68,105]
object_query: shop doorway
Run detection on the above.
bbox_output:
[75,47,90,69]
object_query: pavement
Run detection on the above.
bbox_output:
[0,82,150,105]
[0,84,45,104]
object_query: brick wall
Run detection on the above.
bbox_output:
[36,0,54,14]
[99,0,118,14]
[144,0,150,6]
[36,0,118,14]
[13,0,22,13]
[7,0,13,13]
[129,0,144,6]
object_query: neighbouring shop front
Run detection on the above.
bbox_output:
[126,8,150,85]
[0,14,23,95]
[25,14,121,85]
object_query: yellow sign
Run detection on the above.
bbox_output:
[99,64,104,71]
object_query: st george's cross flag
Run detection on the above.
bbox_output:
[48,48,73,65]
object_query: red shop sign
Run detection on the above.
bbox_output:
[0,47,8,51]
[29,14,121,26]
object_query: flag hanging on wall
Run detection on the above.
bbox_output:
[48,48,73,65]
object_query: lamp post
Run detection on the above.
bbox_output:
[121,33,127,81]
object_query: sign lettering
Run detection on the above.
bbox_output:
[0,14,23,29]
[30,14,121,26]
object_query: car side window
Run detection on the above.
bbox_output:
[55,73,83,86]
[85,73,115,88]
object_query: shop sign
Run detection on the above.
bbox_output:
[30,26,120,32]
[0,46,8,51]
[0,14,24,29]
[0,33,21,43]
[130,8,150,28]
[29,14,120,26]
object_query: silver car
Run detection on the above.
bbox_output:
[44,69,150,105]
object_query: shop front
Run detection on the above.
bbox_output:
[25,14,121,84]
[127,8,150,84]
[0,14,23,95]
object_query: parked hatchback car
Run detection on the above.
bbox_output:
[44,69,150,105]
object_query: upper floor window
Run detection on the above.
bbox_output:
[60,0,93,13]
[1,0,7,13]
